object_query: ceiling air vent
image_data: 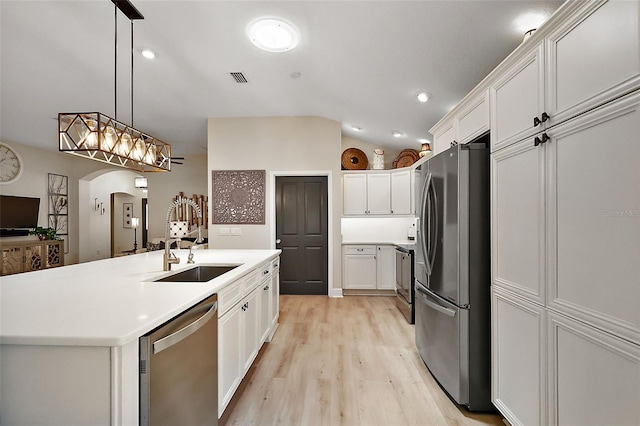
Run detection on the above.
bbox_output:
[230,72,248,83]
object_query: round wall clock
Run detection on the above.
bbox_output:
[0,142,23,184]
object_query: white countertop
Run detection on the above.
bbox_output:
[342,240,416,248]
[0,249,280,347]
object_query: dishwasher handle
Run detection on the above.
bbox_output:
[153,301,218,354]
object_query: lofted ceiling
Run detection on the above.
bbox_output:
[0,0,563,157]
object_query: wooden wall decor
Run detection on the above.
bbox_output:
[171,192,209,229]
[211,170,265,224]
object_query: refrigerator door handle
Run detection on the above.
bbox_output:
[415,282,456,317]
[426,175,438,274]
[419,173,432,274]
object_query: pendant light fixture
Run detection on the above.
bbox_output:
[58,0,171,172]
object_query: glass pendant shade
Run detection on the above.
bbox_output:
[58,112,171,172]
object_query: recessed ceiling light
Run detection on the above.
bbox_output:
[418,138,430,144]
[513,11,550,34]
[392,130,405,138]
[140,48,156,59]
[417,92,430,103]
[248,18,300,53]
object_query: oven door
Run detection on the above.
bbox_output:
[396,248,410,302]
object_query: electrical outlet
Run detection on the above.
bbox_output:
[230,227,242,236]
[218,227,230,236]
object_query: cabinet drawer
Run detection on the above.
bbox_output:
[242,270,259,293]
[258,263,271,282]
[218,279,243,316]
[343,245,376,255]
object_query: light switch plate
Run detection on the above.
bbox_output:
[218,227,230,236]
[230,227,242,236]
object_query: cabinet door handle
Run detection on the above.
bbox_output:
[541,112,550,123]
[264,285,270,291]
[534,133,550,147]
[534,116,541,127]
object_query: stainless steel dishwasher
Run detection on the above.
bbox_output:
[139,294,218,426]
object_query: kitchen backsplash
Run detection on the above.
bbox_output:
[341,217,417,242]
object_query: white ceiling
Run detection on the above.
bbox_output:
[0,0,563,157]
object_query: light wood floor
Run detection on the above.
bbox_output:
[221,295,504,426]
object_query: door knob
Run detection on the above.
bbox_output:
[276,239,281,244]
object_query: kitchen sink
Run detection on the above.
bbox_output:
[154,265,240,282]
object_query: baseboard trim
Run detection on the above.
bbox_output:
[329,288,343,298]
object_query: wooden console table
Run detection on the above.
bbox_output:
[0,239,64,276]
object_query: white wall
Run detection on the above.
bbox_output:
[145,154,208,241]
[341,217,417,243]
[207,116,343,291]
[0,141,119,264]
[341,136,402,170]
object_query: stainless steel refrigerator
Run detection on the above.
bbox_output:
[414,134,493,411]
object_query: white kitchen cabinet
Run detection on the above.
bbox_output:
[342,245,377,289]
[366,173,391,214]
[218,298,243,416]
[343,172,391,215]
[259,274,271,345]
[268,258,280,342]
[342,245,396,291]
[390,169,411,214]
[545,0,640,125]
[343,170,415,216]
[490,43,545,152]
[492,287,546,426]
[547,311,640,426]
[375,245,396,290]
[343,173,368,215]
[455,90,489,144]
[241,287,260,373]
[433,121,455,155]
[546,92,640,345]
[491,66,640,426]
[491,135,546,305]
[218,259,279,418]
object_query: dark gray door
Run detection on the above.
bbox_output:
[276,176,328,295]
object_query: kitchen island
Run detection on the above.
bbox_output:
[0,248,280,425]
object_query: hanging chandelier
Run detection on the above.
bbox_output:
[58,0,171,172]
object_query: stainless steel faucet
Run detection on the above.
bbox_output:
[163,197,204,271]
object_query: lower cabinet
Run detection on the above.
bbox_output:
[218,260,279,418]
[343,245,396,290]
[493,287,640,426]
[492,287,546,426]
[547,312,640,426]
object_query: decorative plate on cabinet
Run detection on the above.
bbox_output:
[341,148,368,170]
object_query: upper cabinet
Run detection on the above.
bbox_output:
[390,170,412,215]
[343,172,390,215]
[490,0,640,152]
[490,45,545,151]
[546,0,640,125]
[343,169,413,216]
[431,90,490,155]
[432,121,455,155]
[455,90,490,144]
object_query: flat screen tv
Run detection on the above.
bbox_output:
[0,195,40,230]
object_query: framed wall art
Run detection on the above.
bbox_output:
[211,170,265,224]
[123,203,133,228]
